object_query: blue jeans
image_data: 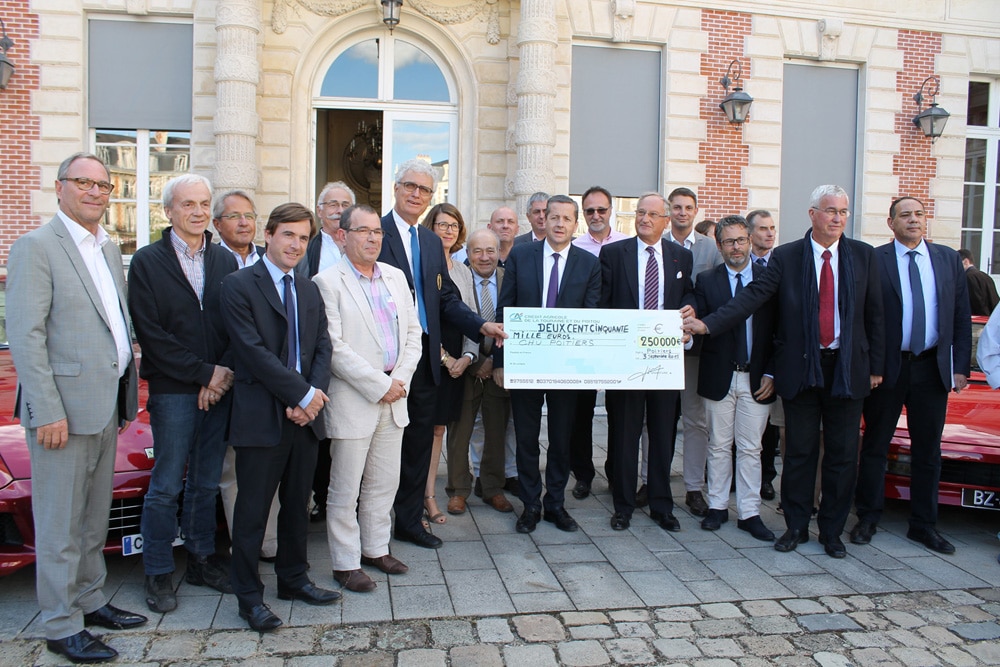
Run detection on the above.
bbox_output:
[141,392,230,575]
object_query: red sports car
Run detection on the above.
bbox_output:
[884,316,1000,510]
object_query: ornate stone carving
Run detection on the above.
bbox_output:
[611,0,634,43]
[817,18,843,61]
[126,0,148,15]
[215,0,262,193]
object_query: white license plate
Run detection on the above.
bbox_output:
[960,488,1000,510]
[122,532,185,556]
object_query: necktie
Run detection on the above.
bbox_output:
[479,278,495,353]
[644,246,659,310]
[409,226,428,332]
[282,274,297,370]
[545,253,560,308]
[735,272,749,365]
[756,257,766,267]
[908,250,926,355]
[819,250,834,348]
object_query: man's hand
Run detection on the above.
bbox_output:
[447,355,472,378]
[953,373,969,393]
[679,304,696,320]
[303,389,330,422]
[754,376,775,402]
[197,386,220,411]
[208,365,234,395]
[285,406,312,427]
[492,367,504,389]
[380,379,407,404]
[37,418,69,450]
[870,375,883,390]
[480,322,507,348]
[118,420,132,435]
[683,316,708,336]
[475,357,494,379]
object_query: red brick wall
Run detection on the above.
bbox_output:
[698,9,751,222]
[893,30,943,227]
[0,2,40,266]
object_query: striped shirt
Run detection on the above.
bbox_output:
[170,229,207,306]
[348,261,400,372]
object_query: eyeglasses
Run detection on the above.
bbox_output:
[584,207,610,216]
[398,181,433,197]
[635,209,666,220]
[62,177,114,195]
[319,199,352,209]
[812,207,851,218]
[219,212,257,223]
[434,221,461,232]
[720,236,750,249]
[347,227,385,238]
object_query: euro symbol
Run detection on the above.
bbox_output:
[654,324,664,334]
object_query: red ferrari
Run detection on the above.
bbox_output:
[884,316,1000,510]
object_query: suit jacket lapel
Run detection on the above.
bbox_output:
[340,262,381,340]
[253,261,286,318]
[880,243,902,304]
[532,242,545,305]
[927,244,948,328]
[51,216,115,333]
[381,214,414,288]
[559,246,580,303]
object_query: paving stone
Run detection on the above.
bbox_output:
[813,653,854,667]
[261,626,316,656]
[842,631,895,648]
[973,587,1000,602]
[655,606,703,621]
[792,633,853,654]
[476,618,514,643]
[374,623,429,650]
[503,644,559,667]
[849,611,892,630]
[933,645,979,667]
[570,624,615,640]
[938,590,984,605]
[286,656,341,667]
[653,638,701,659]
[966,641,1000,664]
[102,634,150,662]
[320,626,373,652]
[781,598,826,615]
[615,621,654,637]
[610,609,651,622]
[696,638,743,657]
[449,644,503,667]
[887,647,941,666]
[562,611,609,626]
[557,640,611,666]
[845,595,877,611]
[654,621,695,638]
[691,618,747,637]
[737,636,795,656]
[702,602,744,619]
[953,604,996,622]
[604,637,658,664]
[688,659,737,667]
[397,648,446,667]
[746,616,801,635]
[428,619,474,646]
[797,613,861,632]
[915,607,962,625]
[882,610,925,628]
[511,614,566,642]
[147,633,204,660]
[818,596,851,613]
[849,647,903,666]
[950,621,1000,640]
[339,652,394,667]
[915,624,962,644]
[885,627,929,648]
[741,600,788,617]
[201,630,258,658]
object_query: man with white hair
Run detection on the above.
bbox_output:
[128,173,239,613]
[305,181,356,277]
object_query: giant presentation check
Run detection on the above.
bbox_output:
[502,308,685,390]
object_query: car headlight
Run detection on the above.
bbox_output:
[887,452,911,477]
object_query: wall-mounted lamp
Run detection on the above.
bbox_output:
[912,75,950,141]
[382,0,402,31]
[719,59,753,124]
[0,18,15,90]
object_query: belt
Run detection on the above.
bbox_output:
[732,362,750,373]
[820,348,839,359]
[902,346,936,362]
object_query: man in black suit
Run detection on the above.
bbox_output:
[852,197,971,554]
[684,185,885,559]
[513,191,549,245]
[494,195,602,534]
[214,189,265,268]
[377,159,506,549]
[695,215,777,542]
[221,203,340,632]
[959,248,999,316]
[600,192,694,532]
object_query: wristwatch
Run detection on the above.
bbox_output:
[441,351,450,365]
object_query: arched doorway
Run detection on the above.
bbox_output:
[314,35,458,215]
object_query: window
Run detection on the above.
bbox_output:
[961,80,1000,273]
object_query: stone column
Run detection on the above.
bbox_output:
[513,0,558,211]
[214,0,260,193]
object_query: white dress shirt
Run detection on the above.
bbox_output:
[894,239,939,352]
[542,242,568,307]
[810,236,841,349]
[637,239,665,311]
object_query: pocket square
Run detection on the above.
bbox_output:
[676,271,683,279]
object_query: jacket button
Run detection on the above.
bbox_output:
[112,362,119,368]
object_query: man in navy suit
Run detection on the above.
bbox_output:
[851,197,971,554]
[685,185,885,559]
[599,192,694,532]
[494,195,602,534]
[222,203,340,632]
[377,159,506,549]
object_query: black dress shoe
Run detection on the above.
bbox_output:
[760,481,776,501]
[849,521,877,545]
[505,476,521,495]
[543,508,579,532]
[701,508,729,531]
[84,604,148,630]
[737,515,775,542]
[47,630,117,663]
[610,512,630,531]
[239,603,283,632]
[395,528,444,549]
[819,534,847,558]
[277,581,341,605]
[907,526,956,554]
[635,484,649,508]
[474,477,483,498]
[516,508,541,534]
[572,480,591,500]
[310,504,326,523]
[259,554,277,564]
[774,528,809,552]
[186,553,233,594]
[649,511,681,532]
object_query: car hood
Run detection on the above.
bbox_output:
[897,373,1000,447]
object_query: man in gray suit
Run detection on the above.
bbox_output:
[513,191,550,245]
[7,152,147,663]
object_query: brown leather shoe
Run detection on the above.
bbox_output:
[360,553,409,575]
[447,495,467,515]
[484,494,514,513]
[333,569,376,593]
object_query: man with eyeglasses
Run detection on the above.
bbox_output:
[377,159,506,549]
[213,190,264,268]
[569,186,629,500]
[128,174,239,613]
[8,152,145,663]
[684,184,885,559]
[664,187,723,520]
[694,215,778,542]
[514,192,550,245]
